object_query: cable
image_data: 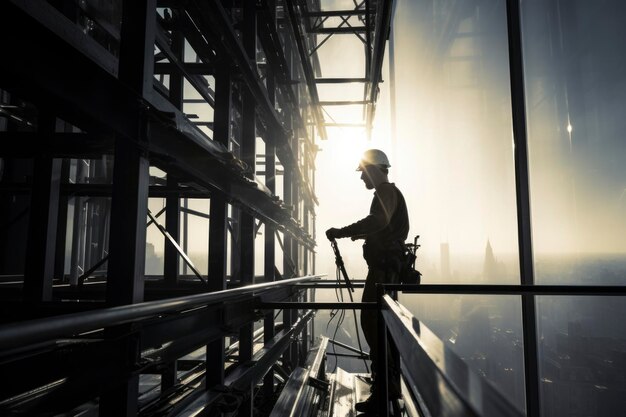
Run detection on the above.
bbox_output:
[327,240,370,374]
[328,266,343,372]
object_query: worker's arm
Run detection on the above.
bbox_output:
[331,183,398,239]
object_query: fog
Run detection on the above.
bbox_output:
[315,0,626,286]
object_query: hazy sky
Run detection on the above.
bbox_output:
[146,0,626,285]
[314,0,626,284]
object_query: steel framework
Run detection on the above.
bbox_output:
[0,0,394,415]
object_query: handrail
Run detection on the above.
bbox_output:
[0,275,322,351]
[381,295,524,417]
[384,283,626,295]
[297,282,626,294]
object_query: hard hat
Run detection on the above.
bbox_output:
[356,149,391,171]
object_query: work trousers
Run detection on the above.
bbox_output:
[361,267,401,395]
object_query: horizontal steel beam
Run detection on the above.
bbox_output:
[309,26,367,34]
[0,275,321,352]
[0,183,210,199]
[227,310,315,392]
[315,77,368,83]
[282,0,327,139]
[382,284,626,296]
[323,123,366,127]
[154,22,215,107]
[319,100,370,105]
[0,132,114,158]
[257,302,377,310]
[295,281,365,288]
[305,10,366,17]
[154,62,214,75]
[366,0,394,134]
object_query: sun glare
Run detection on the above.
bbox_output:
[324,129,369,168]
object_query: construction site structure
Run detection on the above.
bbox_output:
[1,1,625,417]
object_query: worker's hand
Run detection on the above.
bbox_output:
[325,227,342,241]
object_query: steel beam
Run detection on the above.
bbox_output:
[206,62,231,390]
[23,115,61,303]
[381,283,626,295]
[0,275,320,352]
[505,1,539,415]
[366,0,393,138]
[305,10,367,17]
[283,0,327,140]
[238,3,258,413]
[258,302,377,310]
[315,77,369,83]
[154,62,214,75]
[308,26,367,34]
[154,22,215,107]
[164,27,184,287]
[320,100,370,105]
[0,3,314,249]
[101,2,155,414]
[54,158,71,281]
[0,132,115,158]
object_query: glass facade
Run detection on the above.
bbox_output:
[331,0,626,415]
[522,0,626,284]
[521,2,626,415]
[392,0,519,285]
[389,0,526,408]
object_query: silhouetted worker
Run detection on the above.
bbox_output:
[326,149,409,413]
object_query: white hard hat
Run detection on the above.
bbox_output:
[356,149,391,171]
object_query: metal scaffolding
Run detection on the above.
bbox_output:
[0,0,394,415]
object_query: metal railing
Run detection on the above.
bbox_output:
[376,283,626,417]
[0,275,322,415]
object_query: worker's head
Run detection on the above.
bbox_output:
[356,149,390,189]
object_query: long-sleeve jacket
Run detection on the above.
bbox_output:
[338,182,409,253]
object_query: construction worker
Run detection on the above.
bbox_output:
[326,149,409,413]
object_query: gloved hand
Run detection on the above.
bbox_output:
[325,227,342,241]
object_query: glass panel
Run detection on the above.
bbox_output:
[400,293,526,410]
[390,0,519,284]
[537,296,626,417]
[382,0,525,409]
[522,0,626,284]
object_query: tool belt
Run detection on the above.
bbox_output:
[363,240,404,270]
[363,240,421,285]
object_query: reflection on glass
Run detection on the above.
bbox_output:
[384,0,525,409]
[393,0,519,284]
[522,0,626,285]
[537,296,626,417]
[400,293,525,410]
[522,2,626,411]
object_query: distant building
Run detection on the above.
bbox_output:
[482,239,506,283]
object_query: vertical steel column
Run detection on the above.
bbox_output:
[289,37,301,364]
[106,0,155,306]
[100,1,155,415]
[377,286,390,417]
[263,0,278,401]
[164,24,185,288]
[206,61,232,390]
[23,114,61,303]
[280,50,295,372]
[162,171,180,391]
[505,1,540,416]
[69,160,85,286]
[164,173,180,285]
[54,129,72,282]
[290,78,300,278]
[238,3,257,414]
